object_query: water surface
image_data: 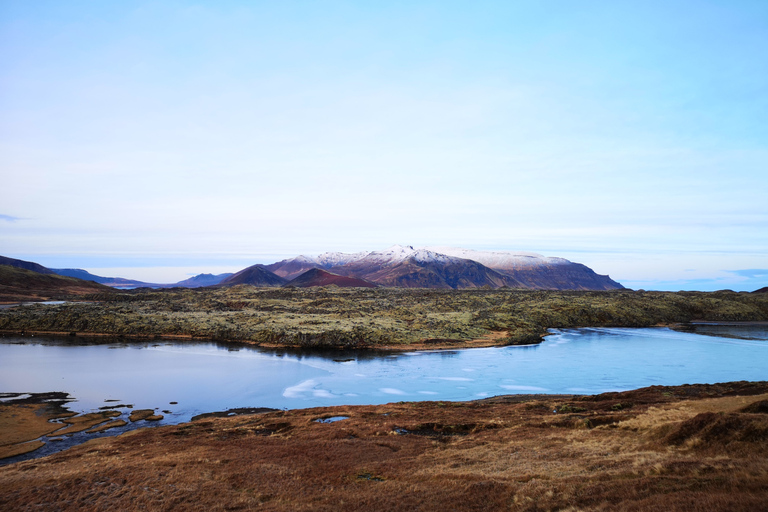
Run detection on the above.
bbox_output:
[2,325,766,464]
[2,325,766,424]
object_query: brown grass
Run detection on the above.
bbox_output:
[1,382,767,511]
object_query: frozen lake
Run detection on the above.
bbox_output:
[2,324,766,425]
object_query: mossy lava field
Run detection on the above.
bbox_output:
[1,287,767,349]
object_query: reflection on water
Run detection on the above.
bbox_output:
[1,325,766,427]
[675,322,768,341]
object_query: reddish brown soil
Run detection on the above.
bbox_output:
[0,265,113,303]
[2,382,767,511]
[286,268,378,288]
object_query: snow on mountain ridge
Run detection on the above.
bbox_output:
[424,247,569,269]
[275,246,572,273]
[314,251,370,267]
[410,248,462,265]
[357,245,417,265]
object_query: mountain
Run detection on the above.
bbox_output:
[331,246,513,288]
[284,268,378,288]
[172,273,233,288]
[0,264,113,302]
[258,245,624,290]
[52,269,233,289]
[217,264,287,287]
[51,268,156,288]
[264,252,368,280]
[264,255,324,281]
[754,287,768,294]
[0,255,55,275]
[427,247,624,290]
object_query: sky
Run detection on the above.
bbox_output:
[1,0,766,291]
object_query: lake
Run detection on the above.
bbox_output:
[1,324,766,462]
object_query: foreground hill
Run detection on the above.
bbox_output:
[2,381,766,511]
[264,245,623,290]
[285,268,378,288]
[0,265,113,302]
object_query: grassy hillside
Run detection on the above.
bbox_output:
[1,287,766,348]
[0,265,114,303]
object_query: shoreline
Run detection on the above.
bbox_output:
[0,328,538,351]
[2,381,767,510]
[6,321,768,352]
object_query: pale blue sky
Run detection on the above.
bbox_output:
[1,0,766,290]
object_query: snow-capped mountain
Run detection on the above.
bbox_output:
[424,247,568,269]
[250,245,624,290]
[315,251,369,268]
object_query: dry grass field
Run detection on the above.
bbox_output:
[2,382,767,511]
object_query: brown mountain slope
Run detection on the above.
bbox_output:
[495,262,624,290]
[348,258,516,289]
[263,256,321,280]
[0,265,114,302]
[0,255,55,275]
[284,268,378,288]
[218,264,287,287]
[331,248,519,289]
[426,247,624,290]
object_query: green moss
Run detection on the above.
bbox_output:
[1,288,766,348]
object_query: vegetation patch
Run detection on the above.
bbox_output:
[2,382,767,511]
[2,288,766,349]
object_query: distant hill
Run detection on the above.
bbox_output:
[218,264,287,287]
[754,287,768,293]
[257,245,624,290]
[52,269,233,289]
[0,265,113,302]
[0,255,55,275]
[264,255,324,281]
[427,247,624,290]
[51,268,156,288]
[284,268,378,288]
[3,245,624,292]
[173,273,233,288]
[331,246,512,288]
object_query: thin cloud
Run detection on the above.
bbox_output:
[728,269,768,278]
[0,214,20,222]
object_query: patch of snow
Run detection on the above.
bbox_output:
[293,255,318,264]
[424,247,570,269]
[357,245,418,265]
[410,249,462,265]
[355,246,467,266]
[315,251,369,267]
